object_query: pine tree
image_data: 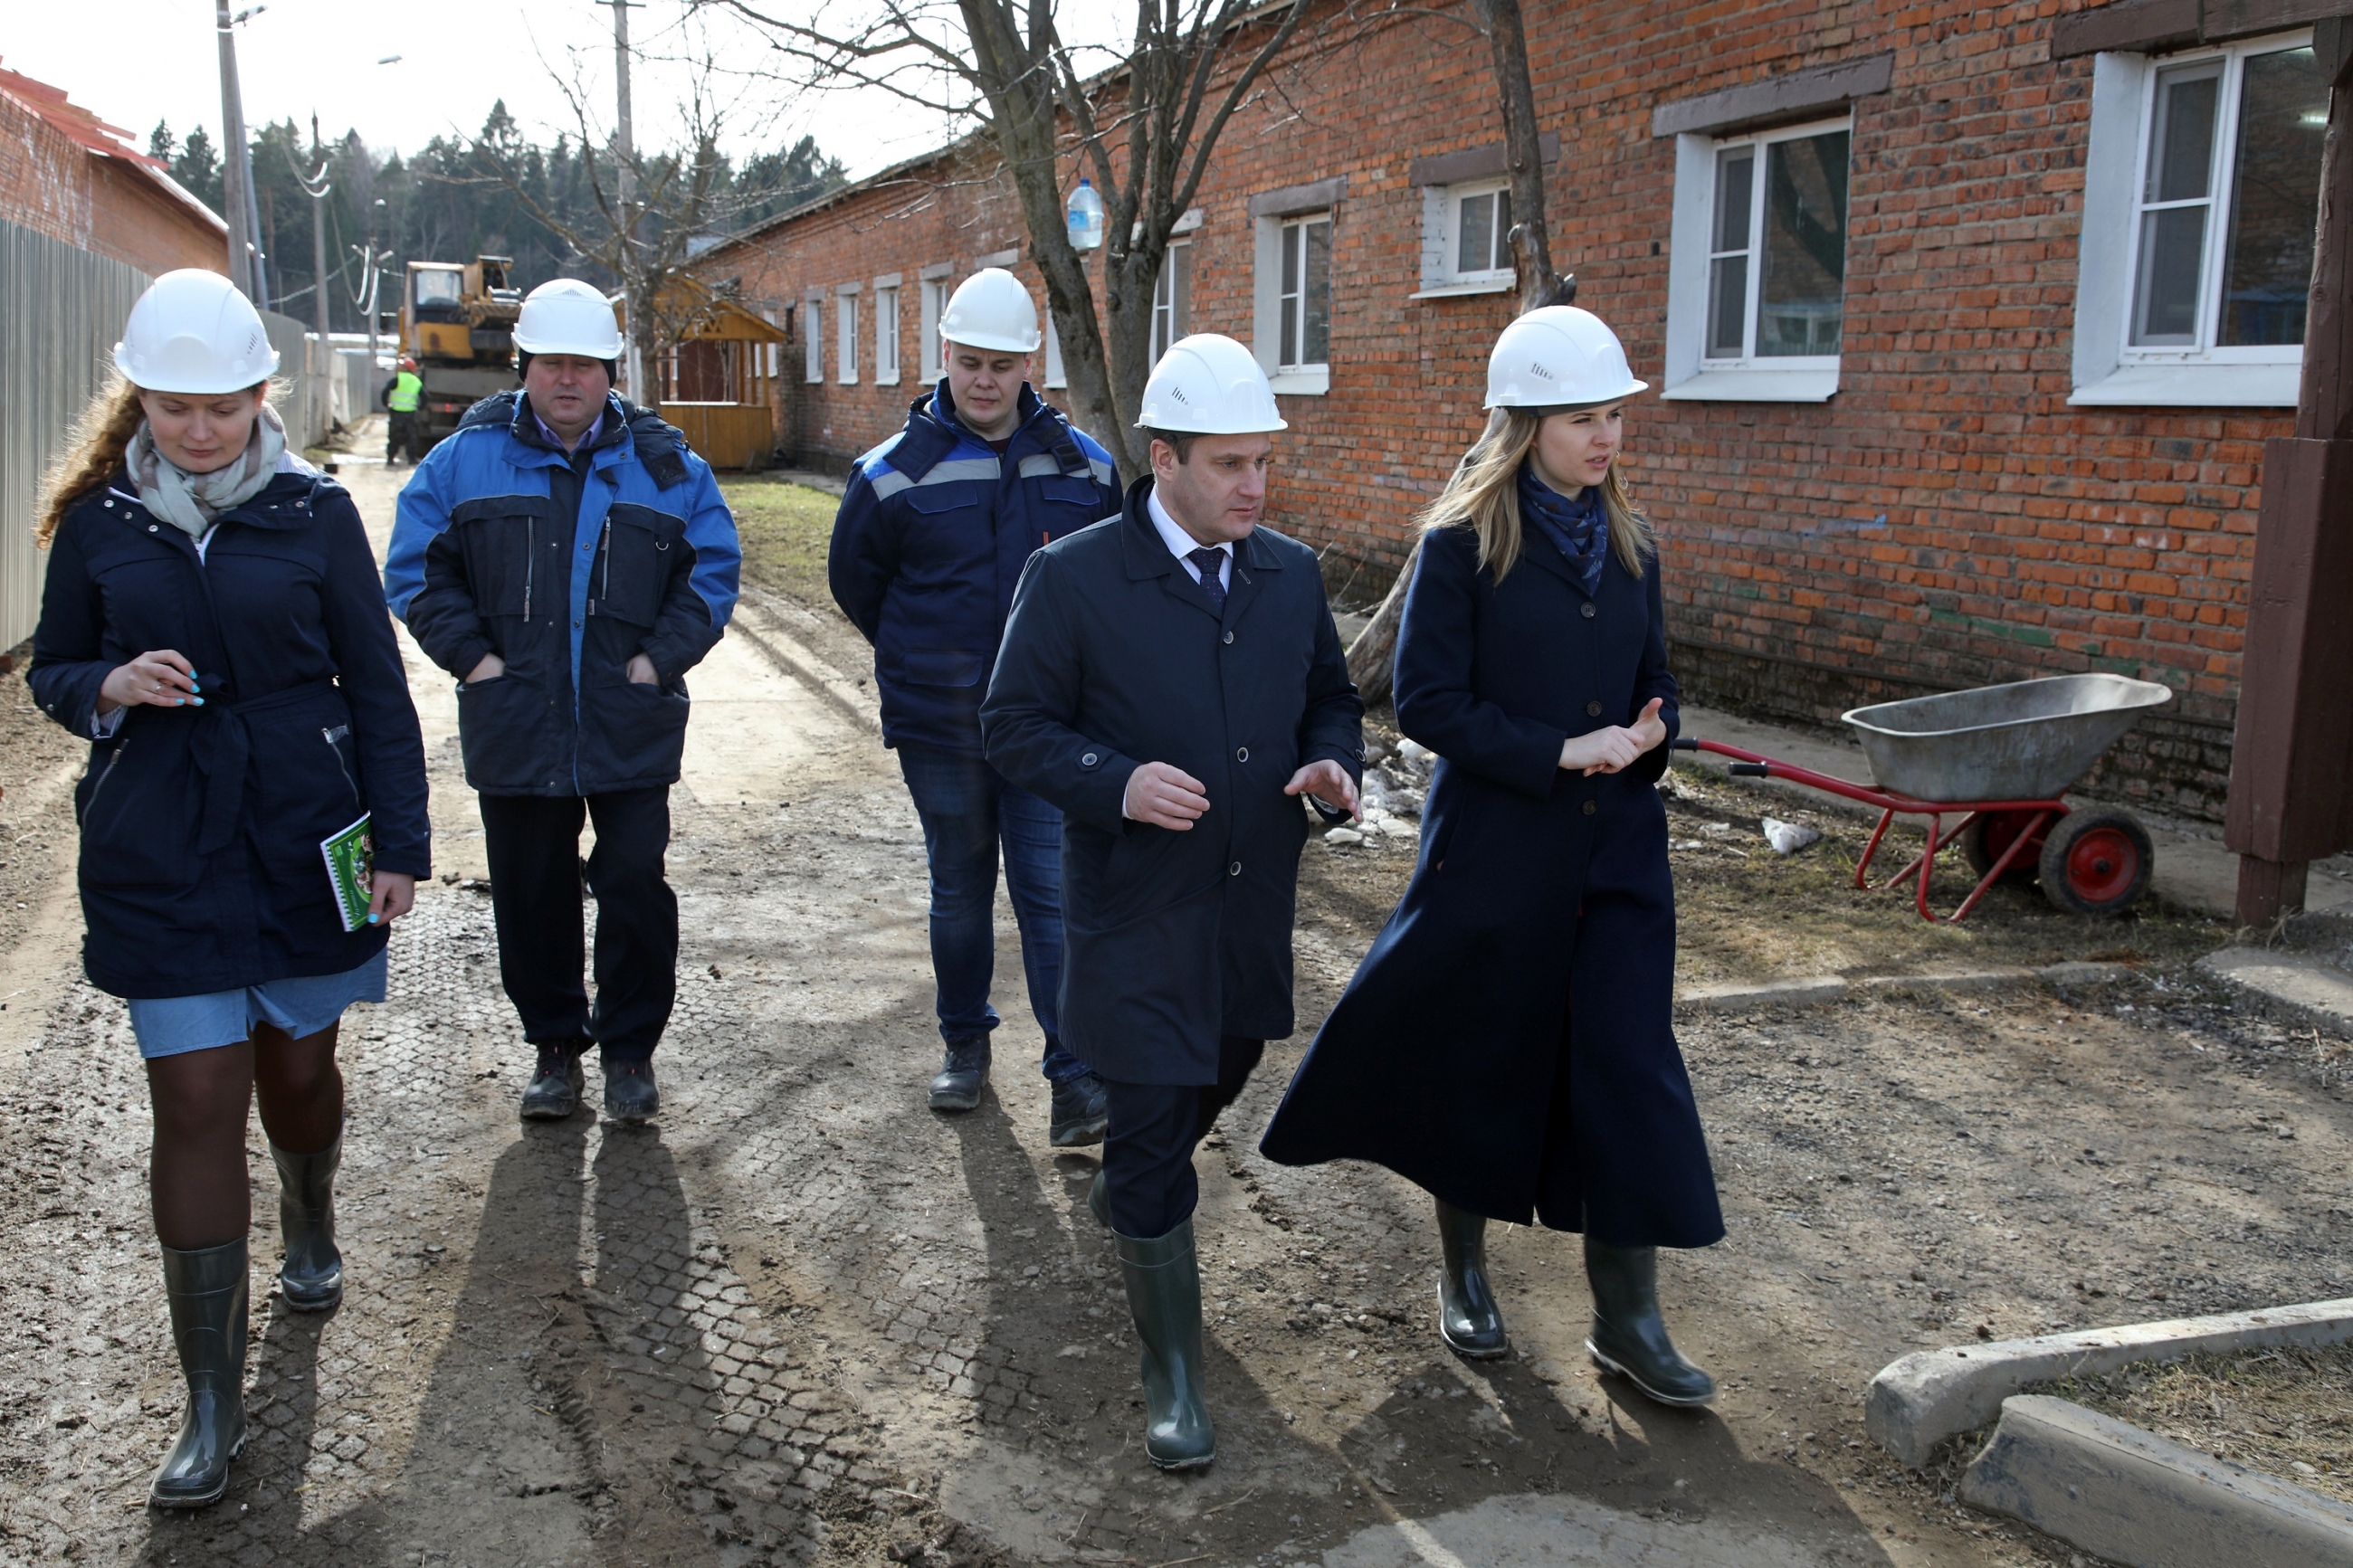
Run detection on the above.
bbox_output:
[172,125,224,212]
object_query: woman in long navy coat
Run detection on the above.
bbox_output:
[1261,307,1722,1406]
[28,271,431,1506]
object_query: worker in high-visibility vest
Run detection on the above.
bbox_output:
[382,356,424,465]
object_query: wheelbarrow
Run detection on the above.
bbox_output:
[1669,674,2175,922]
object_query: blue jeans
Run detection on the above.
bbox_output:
[896,741,1087,1084]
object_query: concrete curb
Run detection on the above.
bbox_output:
[1958,1394,2353,1568]
[2197,946,2353,1036]
[1675,961,2132,1015]
[1865,1297,2353,1468]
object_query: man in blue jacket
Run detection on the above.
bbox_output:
[385,278,740,1123]
[829,268,1121,1145]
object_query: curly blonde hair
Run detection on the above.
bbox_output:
[1417,405,1652,584]
[34,376,146,548]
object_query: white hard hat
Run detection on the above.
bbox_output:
[113,269,280,394]
[1483,306,1647,409]
[1136,334,1287,435]
[512,277,624,358]
[938,268,1041,354]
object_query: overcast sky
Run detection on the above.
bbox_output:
[3,1,1123,182]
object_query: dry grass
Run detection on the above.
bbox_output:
[721,476,840,610]
[2036,1343,2353,1504]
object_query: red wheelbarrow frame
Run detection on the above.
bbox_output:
[1672,738,2068,924]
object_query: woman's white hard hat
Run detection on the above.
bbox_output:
[113,269,280,394]
[512,277,625,358]
[1483,305,1647,409]
[1135,333,1287,435]
[940,268,1043,354]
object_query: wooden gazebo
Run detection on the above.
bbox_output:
[630,282,790,470]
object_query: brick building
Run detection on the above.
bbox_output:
[696,0,2345,821]
[0,62,228,276]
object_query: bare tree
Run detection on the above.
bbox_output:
[699,0,1318,479]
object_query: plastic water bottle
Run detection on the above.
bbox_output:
[1066,177,1106,252]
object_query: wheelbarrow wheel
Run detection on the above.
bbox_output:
[1959,810,2051,887]
[2037,807,2153,917]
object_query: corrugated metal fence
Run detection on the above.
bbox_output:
[0,223,341,652]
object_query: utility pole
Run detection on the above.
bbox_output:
[213,0,253,297]
[302,115,333,428]
[610,0,645,402]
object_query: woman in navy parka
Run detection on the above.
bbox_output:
[27,271,431,1507]
[1262,308,1723,1407]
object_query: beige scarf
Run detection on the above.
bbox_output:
[125,401,288,539]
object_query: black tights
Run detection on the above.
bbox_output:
[144,1022,344,1250]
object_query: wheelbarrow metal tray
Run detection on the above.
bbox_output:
[1841,674,2173,803]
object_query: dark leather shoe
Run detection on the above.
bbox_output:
[603,1058,660,1122]
[519,1043,586,1121]
[1585,1238,1716,1406]
[1435,1198,1509,1360]
[928,1038,990,1112]
[1049,1071,1110,1147]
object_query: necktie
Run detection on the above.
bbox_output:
[1187,546,1227,613]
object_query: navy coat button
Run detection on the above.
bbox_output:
[1229,861,1242,876]
[1580,602,1596,619]
[1236,746,1249,762]
[1582,800,1597,815]
[1586,701,1603,717]
[1223,630,1234,644]
[1081,751,1099,766]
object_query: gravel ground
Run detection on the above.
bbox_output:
[3,469,2349,1567]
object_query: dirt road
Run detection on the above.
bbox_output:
[2,455,2348,1567]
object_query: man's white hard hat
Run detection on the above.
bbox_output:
[512,277,625,359]
[939,268,1042,354]
[1483,305,1647,409]
[1135,334,1287,435]
[113,269,280,394]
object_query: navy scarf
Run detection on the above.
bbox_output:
[1517,464,1608,599]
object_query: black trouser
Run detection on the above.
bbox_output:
[478,788,675,1063]
[1100,1036,1264,1240]
[386,411,420,462]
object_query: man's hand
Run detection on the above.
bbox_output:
[626,653,659,686]
[463,652,506,685]
[367,871,416,926]
[1284,758,1360,822]
[1559,698,1667,776]
[1124,762,1210,830]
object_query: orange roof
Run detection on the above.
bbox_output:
[0,57,229,234]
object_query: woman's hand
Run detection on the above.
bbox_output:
[367,871,416,926]
[97,651,201,716]
[1560,698,1668,776]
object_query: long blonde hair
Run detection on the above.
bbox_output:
[1417,405,1653,582]
[35,376,146,547]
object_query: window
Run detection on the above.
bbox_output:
[1277,215,1331,371]
[835,289,858,385]
[1150,242,1192,362]
[919,274,950,381]
[1449,181,1513,282]
[1044,309,1065,390]
[2072,34,2322,405]
[804,292,823,383]
[874,283,900,385]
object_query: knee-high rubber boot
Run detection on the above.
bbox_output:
[150,1239,249,1507]
[271,1136,343,1312]
[1583,1237,1715,1407]
[1114,1220,1215,1471]
[1434,1199,1509,1360]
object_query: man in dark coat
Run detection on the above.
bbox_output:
[980,334,1364,1470]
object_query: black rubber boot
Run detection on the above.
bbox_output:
[603,1058,660,1122]
[271,1136,343,1312]
[150,1239,248,1507]
[1584,1238,1716,1407]
[519,1041,587,1121]
[1114,1219,1216,1470]
[1050,1071,1110,1147]
[1435,1198,1509,1360]
[928,1037,990,1112]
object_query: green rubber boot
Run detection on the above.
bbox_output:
[271,1136,344,1312]
[1115,1219,1216,1471]
[1584,1238,1716,1407]
[1434,1199,1509,1360]
[149,1239,249,1507]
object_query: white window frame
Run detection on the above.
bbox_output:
[1251,211,1332,395]
[1661,113,1851,403]
[1044,310,1065,390]
[1150,241,1193,362]
[873,277,901,387]
[835,285,859,385]
[2071,31,2313,407]
[919,270,951,381]
[803,291,824,383]
[1423,177,1516,293]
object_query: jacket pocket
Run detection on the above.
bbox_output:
[893,647,989,688]
[447,496,554,620]
[457,673,558,791]
[1035,475,1110,524]
[591,503,686,628]
[582,679,690,786]
[77,731,204,889]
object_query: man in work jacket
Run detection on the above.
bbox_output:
[828,268,1122,1145]
[981,334,1364,1470]
[384,356,424,466]
[384,278,740,1123]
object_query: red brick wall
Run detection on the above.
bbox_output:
[700,0,2286,820]
[0,86,228,277]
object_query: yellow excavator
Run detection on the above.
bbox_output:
[398,255,524,447]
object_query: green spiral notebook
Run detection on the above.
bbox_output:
[320,813,375,933]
